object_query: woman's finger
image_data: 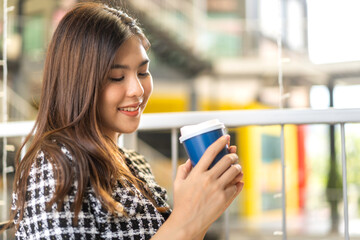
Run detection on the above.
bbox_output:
[228,145,237,153]
[227,135,231,147]
[223,184,239,201]
[175,159,192,181]
[218,163,242,187]
[193,135,229,173]
[207,153,239,179]
[235,181,244,195]
[228,171,244,186]
[224,182,244,208]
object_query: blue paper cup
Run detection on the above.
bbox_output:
[179,119,228,168]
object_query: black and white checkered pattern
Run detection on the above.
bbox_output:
[12,147,171,240]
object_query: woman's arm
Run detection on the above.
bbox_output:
[151,135,244,240]
[13,153,101,240]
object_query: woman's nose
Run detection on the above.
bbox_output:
[127,75,144,98]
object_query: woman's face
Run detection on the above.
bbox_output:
[98,36,153,141]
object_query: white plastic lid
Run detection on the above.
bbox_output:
[179,119,225,143]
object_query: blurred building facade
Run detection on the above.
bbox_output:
[1,0,360,239]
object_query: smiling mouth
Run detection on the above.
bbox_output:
[118,106,140,112]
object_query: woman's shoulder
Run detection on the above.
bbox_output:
[121,148,145,161]
[12,150,57,218]
[120,148,152,175]
[30,150,56,181]
[21,145,74,201]
[24,146,69,190]
[30,144,72,171]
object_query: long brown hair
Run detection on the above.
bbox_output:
[10,2,163,227]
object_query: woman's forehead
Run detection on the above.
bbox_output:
[112,36,149,66]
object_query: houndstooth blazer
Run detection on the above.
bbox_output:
[12,146,171,240]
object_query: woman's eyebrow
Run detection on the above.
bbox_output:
[111,59,150,69]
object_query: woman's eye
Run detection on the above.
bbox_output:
[110,76,124,81]
[138,72,149,77]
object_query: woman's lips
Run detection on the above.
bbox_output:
[117,103,142,117]
[118,106,140,112]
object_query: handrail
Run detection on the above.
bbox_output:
[4,85,38,119]
[138,108,360,129]
[0,220,13,231]
[0,108,359,239]
[1,108,360,137]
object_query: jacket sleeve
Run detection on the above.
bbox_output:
[13,151,100,240]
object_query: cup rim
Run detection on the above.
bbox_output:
[179,119,225,143]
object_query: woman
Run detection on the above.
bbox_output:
[9,2,244,239]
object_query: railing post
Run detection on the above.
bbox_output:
[281,124,287,240]
[20,136,26,160]
[340,123,349,240]
[171,128,178,183]
[2,0,9,239]
[122,132,138,151]
[224,208,230,240]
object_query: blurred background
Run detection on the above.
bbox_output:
[1,0,360,239]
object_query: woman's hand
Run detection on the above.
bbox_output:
[169,135,244,238]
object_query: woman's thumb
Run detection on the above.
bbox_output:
[176,159,192,180]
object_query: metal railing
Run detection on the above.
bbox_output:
[1,108,360,239]
[1,0,11,239]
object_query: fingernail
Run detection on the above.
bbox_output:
[234,164,242,171]
[230,154,238,164]
[186,159,192,166]
[225,135,230,141]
